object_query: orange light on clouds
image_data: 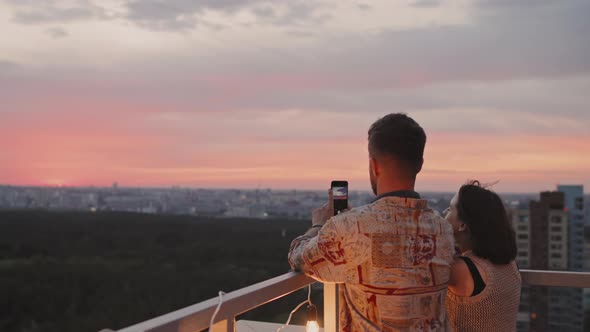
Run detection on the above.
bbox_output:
[2,125,589,192]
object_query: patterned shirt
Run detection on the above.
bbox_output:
[288,196,455,331]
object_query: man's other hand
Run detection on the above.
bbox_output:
[311,189,334,227]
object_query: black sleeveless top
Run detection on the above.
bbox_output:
[458,256,486,296]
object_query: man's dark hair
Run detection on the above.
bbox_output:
[367,113,426,173]
[457,181,517,265]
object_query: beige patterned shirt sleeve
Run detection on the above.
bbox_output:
[288,197,455,332]
[289,213,368,282]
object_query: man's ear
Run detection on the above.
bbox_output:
[370,157,380,177]
[416,158,424,174]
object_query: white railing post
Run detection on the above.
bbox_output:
[323,283,339,332]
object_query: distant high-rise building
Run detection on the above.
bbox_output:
[525,187,585,332]
[528,192,565,331]
[511,208,531,268]
[510,207,532,331]
[530,191,568,270]
[557,185,586,332]
[557,185,585,271]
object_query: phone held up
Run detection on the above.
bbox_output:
[331,180,348,216]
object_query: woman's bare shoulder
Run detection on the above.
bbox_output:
[448,257,473,297]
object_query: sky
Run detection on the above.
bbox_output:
[0,0,589,193]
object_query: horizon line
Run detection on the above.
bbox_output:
[1,183,579,196]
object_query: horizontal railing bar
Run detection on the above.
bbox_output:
[117,272,315,332]
[520,269,590,288]
[116,270,590,332]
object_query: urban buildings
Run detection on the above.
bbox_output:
[0,185,377,220]
[512,185,586,332]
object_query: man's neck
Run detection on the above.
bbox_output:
[376,181,416,196]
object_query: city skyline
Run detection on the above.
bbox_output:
[1,182,586,197]
[1,0,589,192]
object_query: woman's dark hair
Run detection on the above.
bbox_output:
[457,180,517,264]
[367,113,426,173]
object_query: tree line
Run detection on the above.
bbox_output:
[0,210,320,332]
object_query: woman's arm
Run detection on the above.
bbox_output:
[448,258,474,297]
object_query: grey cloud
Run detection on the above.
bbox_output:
[286,30,315,38]
[124,0,330,31]
[7,0,331,31]
[2,1,589,135]
[476,0,556,10]
[411,0,440,8]
[16,63,590,119]
[0,60,21,71]
[251,5,276,18]
[177,0,588,90]
[201,21,227,31]
[11,1,108,24]
[267,3,331,27]
[332,0,590,86]
[209,76,590,124]
[2,61,589,135]
[357,4,371,11]
[0,61,22,80]
[124,0,204,30]
[46,27,68,39]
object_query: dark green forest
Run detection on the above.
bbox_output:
[0,210,318,332]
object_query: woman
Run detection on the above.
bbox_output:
[444,181,521,331]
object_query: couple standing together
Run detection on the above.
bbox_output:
[288,113,521,332]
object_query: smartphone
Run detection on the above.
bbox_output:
[331,180,348,216]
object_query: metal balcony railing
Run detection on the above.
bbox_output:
[113,270,590,332]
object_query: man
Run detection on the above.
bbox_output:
[288,113,454,331]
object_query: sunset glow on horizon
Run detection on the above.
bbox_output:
[1,1,589,193]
